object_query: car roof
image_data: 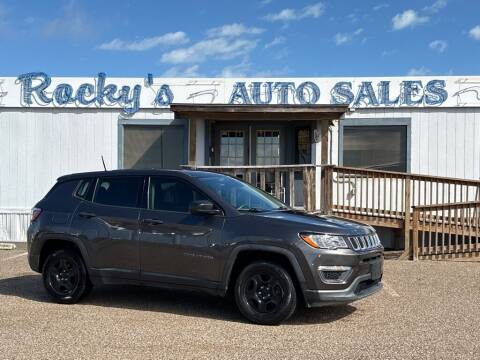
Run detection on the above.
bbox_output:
[57,169,219,182]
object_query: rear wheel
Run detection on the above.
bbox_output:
[42,248,91,304]
[234,261,297,325]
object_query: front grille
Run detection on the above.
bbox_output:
[347,233,381,251]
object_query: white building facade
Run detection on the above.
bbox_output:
[1,73,480,242]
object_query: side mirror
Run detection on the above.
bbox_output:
[190,200,222,215]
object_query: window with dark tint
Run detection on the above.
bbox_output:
[94,177,143,208]
[43,180,81,211]
[75,178,96,201]
[123,125,185,169]
[149,177,209,212]
[343,125,407,172]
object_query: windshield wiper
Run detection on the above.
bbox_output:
[237,207,266,213]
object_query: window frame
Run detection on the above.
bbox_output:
[92,175,145,209]
[146,175,224,215]
[73,178,98,202]
[338,118,411,173]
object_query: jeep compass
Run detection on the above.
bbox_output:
[27,170,383,325]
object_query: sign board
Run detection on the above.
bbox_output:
[1,72,480,115]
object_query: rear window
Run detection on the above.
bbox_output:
[75,178,96,201]
[93,176,143,208]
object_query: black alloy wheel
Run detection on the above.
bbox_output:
[42,248,91,304]
[235,261,297,325]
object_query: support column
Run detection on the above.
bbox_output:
[188,118,197,166]
[319,120,330,212]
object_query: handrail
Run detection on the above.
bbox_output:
[331,165,480,187]
[413,201,480,211]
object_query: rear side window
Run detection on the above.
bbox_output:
[94,176,143,208]
[75,178,96,201]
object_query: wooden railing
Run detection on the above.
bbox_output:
[412,202,480,260]
[182,165,317,211]
[321,165,480,258]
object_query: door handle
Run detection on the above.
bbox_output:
[142,218,164,225]
[78,211,96,219]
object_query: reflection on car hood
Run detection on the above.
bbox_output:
[256,210,373,236]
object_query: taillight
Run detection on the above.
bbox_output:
[31,207,42,222]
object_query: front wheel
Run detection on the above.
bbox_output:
[234,261,297,325]
[42,248,91,304]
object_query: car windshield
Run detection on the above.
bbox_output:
[196,174,287,212]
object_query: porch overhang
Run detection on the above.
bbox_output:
[170,104,348,166]
[170,104,348,121]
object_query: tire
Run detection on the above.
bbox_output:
[234,261,297,325]
[42,248,91,304]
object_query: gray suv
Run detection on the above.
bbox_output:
[27,170,383,325]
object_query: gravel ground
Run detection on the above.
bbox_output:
[0,249,479,360]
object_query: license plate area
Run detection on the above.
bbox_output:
[370,261,383,280]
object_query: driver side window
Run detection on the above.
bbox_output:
[148,177,209,212]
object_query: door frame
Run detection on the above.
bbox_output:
[117,117,188,169]
[211,121,289,165]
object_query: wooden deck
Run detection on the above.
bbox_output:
[183,164,480,260]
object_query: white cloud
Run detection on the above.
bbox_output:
[259,0,273,7]
[98,32,189,51]
[220,60,251,77]
[373,3,389,11]
[381,49,398,57]
[42,0,94,39]
[253,66,291,77]
[407,66,431,76]
[423,0,447,13]
[334,28,364,45]
[161,38,258,64]
[429,40,447,53]
[265,36,286,48]
[469,25,480,40]
[206,23,264,38]
[264,2,324,22]
[162,65,201,77]
[334,33,350,45]
[392,10,429,30]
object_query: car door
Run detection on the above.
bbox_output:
[71,176,144,281]
[139,175,225,289]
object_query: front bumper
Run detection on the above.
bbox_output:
[304,274,383,307]
[297,242,384,307]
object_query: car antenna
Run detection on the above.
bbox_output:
[101,156,107,171]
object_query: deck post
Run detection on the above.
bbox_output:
[401,176,412,259]
[412,208,419,261]
[319,120,330,214]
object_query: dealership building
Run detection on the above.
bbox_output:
[1,72,480,244]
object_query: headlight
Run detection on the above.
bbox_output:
[299,233,348,250]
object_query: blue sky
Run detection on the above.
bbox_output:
[0,0,479,77]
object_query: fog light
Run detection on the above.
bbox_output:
[318,266,352,284]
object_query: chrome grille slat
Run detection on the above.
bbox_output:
[346,234,381,251]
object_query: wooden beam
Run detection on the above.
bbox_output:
[188,118,197,165]
[320,120,329,165]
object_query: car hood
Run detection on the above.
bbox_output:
[256,210,373,236]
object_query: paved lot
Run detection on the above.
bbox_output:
[0,248,479,360]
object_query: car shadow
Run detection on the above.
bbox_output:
[0,274,356,325]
